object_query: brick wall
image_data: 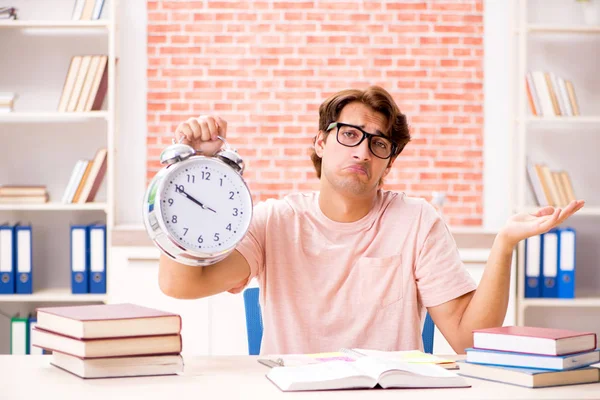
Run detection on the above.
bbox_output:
[146,0,484,226]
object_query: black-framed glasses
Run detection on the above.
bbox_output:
[326,122,398,159]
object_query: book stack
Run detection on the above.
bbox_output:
[0,185,48,204]
[0,93,17,112]
[458,326,600,388]
[527,159,577,208]
[58,55,108,113]
[31,303,184,379]
[62,148,107,204]
[526,71,580,117]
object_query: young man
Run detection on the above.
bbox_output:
[159,86,584,355]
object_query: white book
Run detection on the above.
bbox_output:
[62,160,85,203]
[266,356,469,392]
[66,160,89,204]
[531,71,555,117]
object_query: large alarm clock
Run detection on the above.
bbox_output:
[143,136,253,266]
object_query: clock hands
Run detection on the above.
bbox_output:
[176,187,217,213]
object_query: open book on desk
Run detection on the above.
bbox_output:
[259,348,457,369]
[266,355,470,392]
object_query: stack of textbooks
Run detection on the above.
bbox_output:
[458,326,600,388]
[31,303,184,379]
[0,185,48,204]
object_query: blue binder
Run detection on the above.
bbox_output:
[541,229,559,298]
[558,227,576,299]
[524,235,542,298]
[0,224,15,294]
[88,224,106,294]
[70,225,89,294]
[15,225,32,294]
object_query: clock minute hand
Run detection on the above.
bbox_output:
[178,188,217,213]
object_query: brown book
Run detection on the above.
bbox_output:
[540,165,561,207]
[76,55,101,112]
[50,351,184,379]
[84,55,108,111]
[0,194,48,204]
[77,148,108,203]
[72,161,93,203]
[0,185,46,196]
[544,72,561,116]
[35,303,182,339]
[551,171,568,207]
[525,79,537,116]
[565,80,580,116]
[67,55,92,112]
[534,164,554,206]
[560,171,577,202]
[57,56,82,112]
[31,327,182,358]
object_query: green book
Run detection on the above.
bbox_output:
[10,317,29,355]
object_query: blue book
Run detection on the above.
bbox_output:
[465,348,600,371]
[558,227,576,299]
[458,361,600,388]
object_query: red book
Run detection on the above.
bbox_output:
[35,303,182,339]
[473,326,597,356]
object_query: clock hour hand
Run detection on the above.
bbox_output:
[177,188,217,213]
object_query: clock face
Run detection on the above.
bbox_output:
[158,157,252,254]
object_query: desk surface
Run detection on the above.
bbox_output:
[3,355,600,400]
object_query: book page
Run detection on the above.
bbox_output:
[350,348,454,365]
[355,356,460,379]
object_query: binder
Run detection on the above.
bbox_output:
[88,224,106,294]
[28,317,44,355]
[541,229,559,298]
[10,317,29,355]
[70,225,89,294]
[558,227,576,299]
[15,225,33,294]
[524,235,542,298]
[0,224,15,294]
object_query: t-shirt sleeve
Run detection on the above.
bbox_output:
[227,200,269,294]
[414,204,478,308]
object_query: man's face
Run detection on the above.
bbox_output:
[315,102,395,197]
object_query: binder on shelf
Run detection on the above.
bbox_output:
[0,224,15,294]
[558,227,576,299]
[524,235,542,298]
[89,224,106,294]
[541,229,559,298]
[10,316,29,355]
[15,224,32,294]
[70,225,89,294]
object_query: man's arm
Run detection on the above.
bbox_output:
[427,234,513,354]
[428,200,584,354]
[158,250,251,299]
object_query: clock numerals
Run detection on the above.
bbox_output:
[226,223,231,231]
[171,215,178,224]
[187,174,195,183]
[213,233,220,242]
[229,191,235,200]
[201,171,211,180]
[232,208,239,216]
[168,198,174,206]
[219,178,223,187]
[175,184,184,193]
[183,228,188,236]
[197,235,204,244]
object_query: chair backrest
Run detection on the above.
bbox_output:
[243,287,435,355]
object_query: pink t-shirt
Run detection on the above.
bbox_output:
[232,190,477,355]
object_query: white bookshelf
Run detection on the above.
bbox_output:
[0,0,118,353]
[512,0,600,329]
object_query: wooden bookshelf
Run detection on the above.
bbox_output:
[0,111,109,122]
[0,202,108,211]
[0,21,110,28]
[0,288,107,303]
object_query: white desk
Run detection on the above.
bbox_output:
[3,355,600,400]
